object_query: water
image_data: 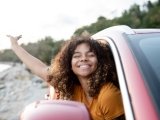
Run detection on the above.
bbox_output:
[0,64,11,72]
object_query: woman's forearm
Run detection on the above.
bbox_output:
[12,43,48,81]
[7,35,49,81]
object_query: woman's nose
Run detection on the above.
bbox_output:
[80,55,88,61]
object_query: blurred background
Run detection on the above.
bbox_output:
[0,0,160,119]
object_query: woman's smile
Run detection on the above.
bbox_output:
[78,64,91,69]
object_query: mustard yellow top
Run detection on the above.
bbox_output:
[72,82,124,120]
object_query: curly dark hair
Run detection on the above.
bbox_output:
[47,36,118,100]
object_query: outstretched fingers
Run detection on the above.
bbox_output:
[16,35,22,40]
[6,35,22,41]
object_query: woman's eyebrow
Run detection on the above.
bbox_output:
[73,51,94,55]
[73,51,81,54]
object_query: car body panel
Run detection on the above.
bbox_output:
[92,26,160,120]
[113,34,158,120]
[20,100,91,120]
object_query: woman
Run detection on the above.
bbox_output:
[7,35,125,120]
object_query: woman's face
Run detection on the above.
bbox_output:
[71,43,98,79]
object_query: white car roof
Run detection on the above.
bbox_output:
[92,25,160,38]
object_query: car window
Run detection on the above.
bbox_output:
[139,37,160,80]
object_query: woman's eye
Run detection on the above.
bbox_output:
[87,53,95,57]
[73,55,80,58]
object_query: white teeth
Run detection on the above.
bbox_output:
[79,65,90,68]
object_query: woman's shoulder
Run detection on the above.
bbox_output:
[97,83,124,119]
[98,82,121,100]
[101,82,119,91]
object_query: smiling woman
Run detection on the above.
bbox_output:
[46,36,125,119]
[7,35,125,120]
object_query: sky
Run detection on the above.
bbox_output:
[0,0,157,50]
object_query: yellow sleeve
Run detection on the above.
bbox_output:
[98,83,124,119]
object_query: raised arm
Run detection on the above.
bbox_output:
[7,35,48,81]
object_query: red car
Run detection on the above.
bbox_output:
[21,25,160,120]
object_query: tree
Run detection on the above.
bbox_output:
[117,4,142,28]
[142,5,160,28]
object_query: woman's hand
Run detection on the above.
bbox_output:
[6,35,22,46]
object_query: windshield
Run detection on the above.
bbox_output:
[126,33,160,114]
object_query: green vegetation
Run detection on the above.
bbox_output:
[0,36,64,65]
[0,0,159,64]
[74,0,160,35]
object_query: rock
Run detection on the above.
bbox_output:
[0,63,48,120]
[0,84,5,89]
[32,76,43,84]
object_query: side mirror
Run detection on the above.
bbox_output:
[20,100,91,120]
